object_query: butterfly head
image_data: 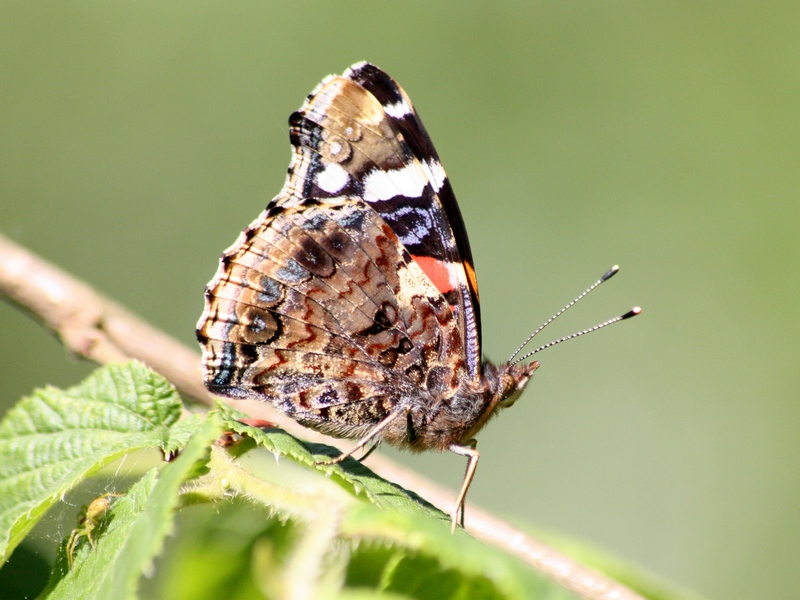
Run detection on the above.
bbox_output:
[496,359,540,409]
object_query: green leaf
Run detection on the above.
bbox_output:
[217,404,440,520]
[0,361,183,563]
[209,407,572,599]
[340,504,576,600]
[138,501,273,600]
[44,412,222,599]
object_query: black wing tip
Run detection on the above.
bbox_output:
[345,61,381,78]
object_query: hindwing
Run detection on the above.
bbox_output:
[198,197,467,439]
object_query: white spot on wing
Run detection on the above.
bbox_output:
[384,98,413,119]
[363,163,427,201]
[315,162,349,194]
[422,159,447,193]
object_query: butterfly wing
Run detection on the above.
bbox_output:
[271,62,482,379]
[198,63,485,447]
[197,195,468,443]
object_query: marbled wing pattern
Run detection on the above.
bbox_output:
[276,62,482,378]
[198,195,471,449]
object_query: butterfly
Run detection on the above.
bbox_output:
[197,62,638,530]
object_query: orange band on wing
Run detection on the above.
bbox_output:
[411,254,457,296]
[463,260,479,301]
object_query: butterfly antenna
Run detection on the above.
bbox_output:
[508,265,622,363]
[512,307,641,364]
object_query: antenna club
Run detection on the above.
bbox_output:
[622,306,642,319]
[602,265,620,281]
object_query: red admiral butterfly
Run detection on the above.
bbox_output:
[197,62,639,530]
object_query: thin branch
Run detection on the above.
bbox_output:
[0,234,209,405]
[0,232,644,600]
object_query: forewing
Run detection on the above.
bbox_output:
[269,62,482,379]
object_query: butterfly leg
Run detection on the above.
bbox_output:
[357,441,381,463]
[448,439,479,533]
[315,406,406,466]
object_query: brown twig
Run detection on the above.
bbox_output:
[0,232,644,600]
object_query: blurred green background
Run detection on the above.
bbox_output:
[2,3,798,598]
